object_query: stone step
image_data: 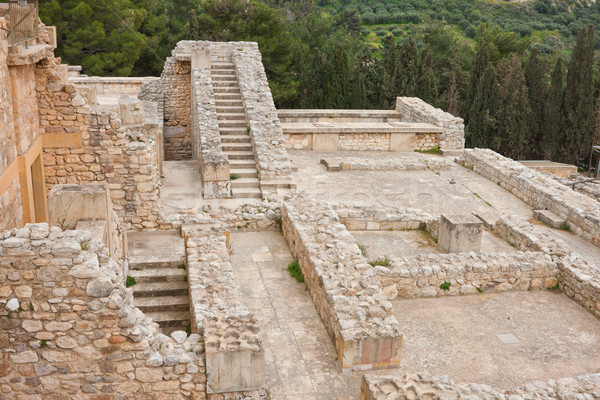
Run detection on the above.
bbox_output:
[134,296,190,312]
[211,63,235,70]
[210,69,236,75]
[229,168,258,179]
[223,143,253,152]
[132,281,189,297]
[224,151,255,160]
[211,74,237,81]
[217,113,246,120]
[212,81,238,88]
[145,311,190,326]
[128,268,187,283]
[213,87,241,94]
[220,135,252,144]
[215,106,244,114]
[232,187,262,199]
[129,255,185,269]
[219,121,247,128]
[215,100,243,107]
[214,94,243,100]
[231,178,260,189]
[219,127,248,135]
[229,159,257,169]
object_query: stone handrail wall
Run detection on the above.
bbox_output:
[320,156,454,172]
[461,148,600,246]
[277,109,403,123]
[377,252,559,300]
[0,224,206,398]
[191,67,230,198]
[396,97,465,151]
[361,373,600,400]
[232,47,293,194]
[282,194,402,372]
[184,231,264,395]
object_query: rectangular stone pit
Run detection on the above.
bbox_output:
[438,214,483,253]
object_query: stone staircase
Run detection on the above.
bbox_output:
[211,58,261,199]
[127,231,191,334]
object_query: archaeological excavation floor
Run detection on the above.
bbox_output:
[392,291,600,390]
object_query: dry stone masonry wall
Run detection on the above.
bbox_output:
[282,194,402,372]
[184,231,265,397]
[161,57,192,160]
[396,97,465,151]
[320,156,453,172]
[0,223,206,399]
[232,47,293,193]
[361,372,600,400]
[461,148,600,246]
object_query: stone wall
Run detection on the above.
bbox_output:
[282,194,402,372]
[361,373,600,400]
[161,57,192,160]
[0,179,23,232]
[320,156,453,172]
[461,148,600,246]
[8,63,39,155]
[558,175,600,203]
[38,58,163,229]
[184,230,265,396]
[69,76,150,95]
[233,46,293,193]
[190,67,230,198]
[0,223,206,399]
[396,97,464,151]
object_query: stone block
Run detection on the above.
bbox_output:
[191,49,211,69]
[313,133,339,151]
[390,133,415,151]
[205,348,265,394]
[119,98,145,126]
[534,209,566,229]
[438,214,483,253]
[472,209,499,230]
[48,184,110,229]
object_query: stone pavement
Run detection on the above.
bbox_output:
[230,230,368,400]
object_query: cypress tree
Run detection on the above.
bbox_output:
[465,63,499,149]
[465,41,494,123]
[395,35,419,97]
[380,35,398,109]
[350,52,369,109]
[418,45,438,105]
[542,58,564,160]
[560,25,595,165]
[497,55,530,159]
[524,48,547,159]
[326,44,350,109]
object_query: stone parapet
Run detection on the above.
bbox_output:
[335,203,434,231]
[185,231,265,395]
[0,223,206,399]
[320,156,453,172]
[282,194,402,372]
[190,67,230,199]
[361,373,600,400]
[396,97,465,151]
[232,47,293,194]
[461,148,600,246]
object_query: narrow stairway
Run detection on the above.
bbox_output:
[211,58,261,199]
[127,231,191,334]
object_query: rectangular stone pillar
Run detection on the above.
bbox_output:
[438,214,483,253]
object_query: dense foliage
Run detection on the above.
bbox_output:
[39,0,600,167]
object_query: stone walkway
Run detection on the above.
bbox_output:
[230,230,366,400]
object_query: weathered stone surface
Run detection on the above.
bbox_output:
[86,278,114,298]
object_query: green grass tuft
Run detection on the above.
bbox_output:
[126,275,137,288]
[230,173,241,180]
[287,261,304,283]
[558,222,571,231]
[357,244,367,257]
[414,145,440,154]
[369,257,390,267]
[440,281,451,291]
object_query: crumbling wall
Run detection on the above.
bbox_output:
[461,148,600,246]
[0,223,206,399]
[161,57,192,160]
[396,97,464,151]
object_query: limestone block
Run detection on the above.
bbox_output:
[390,133,416,151]
[534,209,566,229]
[119,98,145,126]
[313,133,339,151]
[205,348,265,394]
[48,184,110,229]
[438,214,483,253]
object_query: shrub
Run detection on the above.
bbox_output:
[287,261,304,283]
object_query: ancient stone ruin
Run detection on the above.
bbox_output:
[1,10,600,400]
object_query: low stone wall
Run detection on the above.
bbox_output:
[519,160,577,178]
[68,76,150,95]
[277,109,404,123]
[190,67,230,198]
[0,223,206,399]
[558,175,600,203]
[377,252,559,300]
[336,203,433,231]
[233,47,293,194]
[161,57,192,160]
[320,156,453,172]
[282,194,402,372]
[461,148,600,246]
[138,78,165,174]
[361,373,600,400]
[185,231,265,396]
[396,97,464,151]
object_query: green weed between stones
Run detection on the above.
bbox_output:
[126,275,137,288]
[230,173,241,180]
[287,261,304,283]
[440,281,451,291]
[559,222,571,231]
[357,244,367,257]
[369,257,390,267]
